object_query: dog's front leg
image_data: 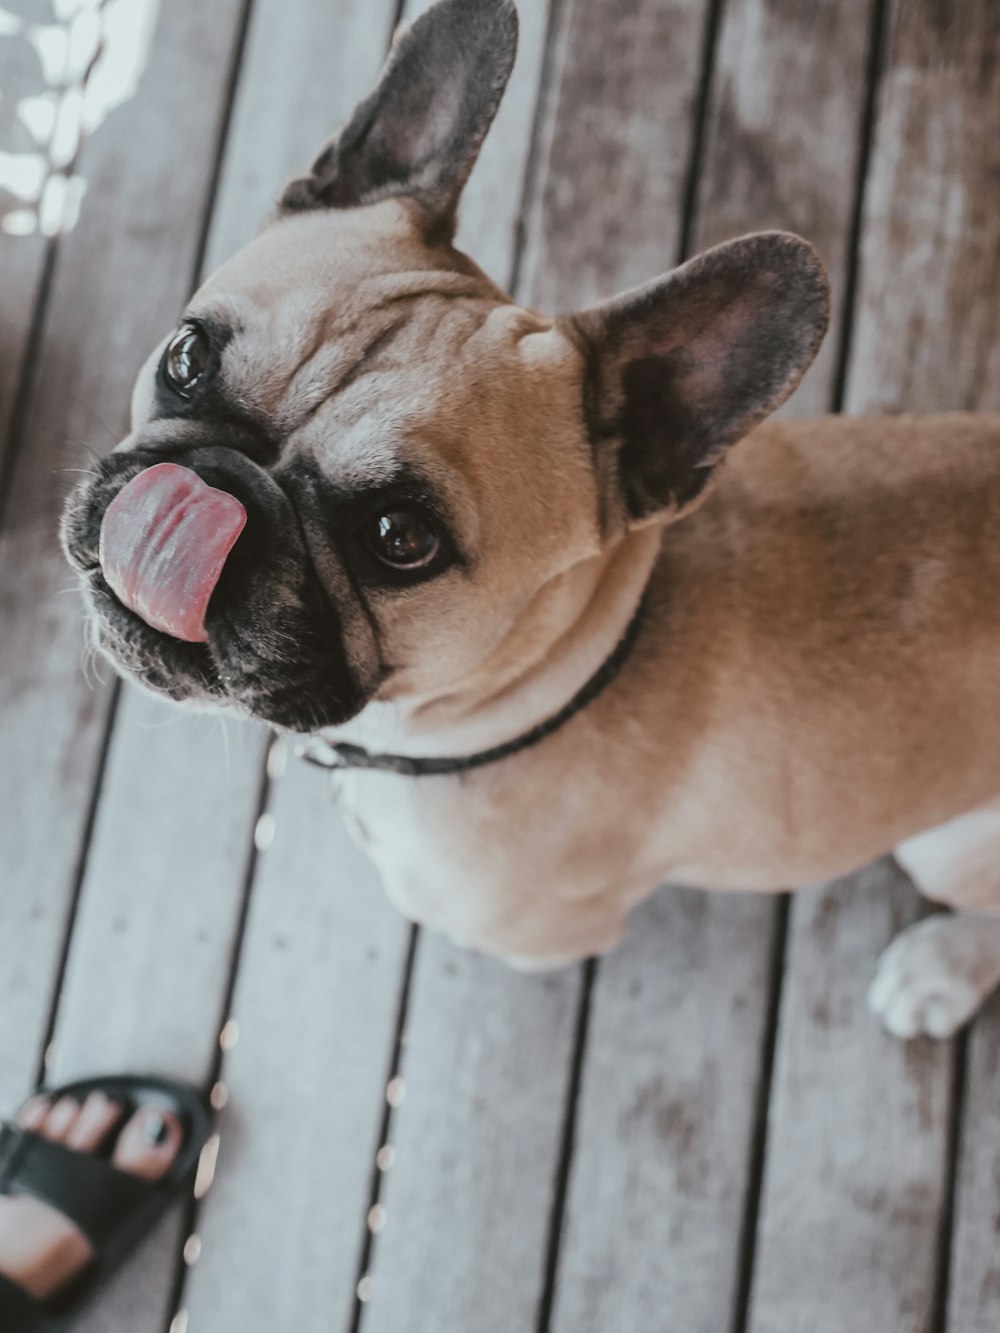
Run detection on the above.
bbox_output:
[868,803,1000,1037]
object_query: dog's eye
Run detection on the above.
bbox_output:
[365,506,442,570]
[164,321,211,396]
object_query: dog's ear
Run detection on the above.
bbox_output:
[560,233,830,529]
[279,0,518,238]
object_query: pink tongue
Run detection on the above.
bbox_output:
[99,462,247,643]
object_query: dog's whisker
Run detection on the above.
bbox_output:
[78,629,108,691]
[55,437,106,466]
[215,714,233,776]
[62,402,121,451]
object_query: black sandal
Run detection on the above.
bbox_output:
[0,1074,212,1332]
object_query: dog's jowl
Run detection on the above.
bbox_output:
[61,0,1000,1037]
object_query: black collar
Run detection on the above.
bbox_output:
[295,593,648,778]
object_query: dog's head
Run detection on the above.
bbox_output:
[61,0,829,735]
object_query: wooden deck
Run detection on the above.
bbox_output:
[2,1,999,1329]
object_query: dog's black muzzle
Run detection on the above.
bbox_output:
[61,441,365,732]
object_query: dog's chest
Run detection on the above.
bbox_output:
[331,770,504,941]
[328,754,652,951]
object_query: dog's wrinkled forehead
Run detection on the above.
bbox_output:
[184,204,502,437]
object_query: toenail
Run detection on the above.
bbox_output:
[143,1112,170,1146]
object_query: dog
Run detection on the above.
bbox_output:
[61,0,1000,1039]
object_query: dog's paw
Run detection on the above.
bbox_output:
[868,914,1000,1039]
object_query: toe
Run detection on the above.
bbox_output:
[924,997,962,1040]
[112,1106,183,1182]
[65,1093,124,1152]
[883,995,924,1040]
[43,1097,81,1143]
[15,1096,50,1132]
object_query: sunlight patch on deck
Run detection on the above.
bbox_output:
[0,0,158,236]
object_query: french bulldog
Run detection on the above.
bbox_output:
[62,0,1000,1039]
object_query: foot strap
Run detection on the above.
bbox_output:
[0,1272,45,1331]
[0,1122,153,1252]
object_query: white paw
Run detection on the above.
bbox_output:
[868,914,999,1039]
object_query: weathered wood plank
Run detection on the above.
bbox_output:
[181,753,411,1332]
[520,0,708,312]
[551,890,779,1333]
[748,864,953,1332]
[361,944,582,1333]
[748,4,1000,1328]
[49,701,264,1086]
[201,0,396,273]
[696,0,877,416]
[445,0,550,287]
[0,0,247,1113]
[0,6,58,488]
[948,992,1000,1333]
[845,0,1000,416]
[0,232,46,489]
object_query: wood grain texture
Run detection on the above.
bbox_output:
[695,0,877,415]
[0,8,52,489]
[948,991,1000,1333]
[361,940,583,1333]
[0,231,46,489]
[181,754,411,1332]
[748,863,953,1333]
[0,0,247,1113]
[845,0,1000,417]
[551,889,780,1333]
[520,0,711,313]
[48,695,265,1088]
[203,0,397,274]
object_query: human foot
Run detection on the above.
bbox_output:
[0,1091,183,1303]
